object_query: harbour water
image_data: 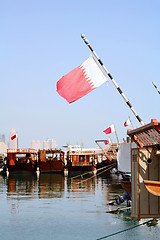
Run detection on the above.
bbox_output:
[0,172,159,240]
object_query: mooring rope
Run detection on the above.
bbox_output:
[96,219,158,240]
[68,163,116,181]
[76,164,115,185]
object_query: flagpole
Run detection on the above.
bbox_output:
[129,116,134,129]
[113,124,119,144]
[81,34,145,126]
[95,140,112,161]
[152,81,160,95]
[109,136,112,144]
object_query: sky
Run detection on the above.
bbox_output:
[1,0,160,149]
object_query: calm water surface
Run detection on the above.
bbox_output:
[0,172,159,240]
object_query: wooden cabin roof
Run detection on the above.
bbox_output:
[7,148,38,154]
[127,119,160,148]
[39,149,65,154]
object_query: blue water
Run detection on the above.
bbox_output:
[0,173,159,240]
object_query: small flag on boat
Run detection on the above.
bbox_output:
[124,117,131,127]
[103,124,115,135]
[11,134,17,140]
[104,137,111,145]
[56,55,108,103]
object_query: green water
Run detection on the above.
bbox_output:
[0,173,159,240]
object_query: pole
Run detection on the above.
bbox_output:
[113,124,119,144]
[152,81,160,95]
[128,116,134,129]
[81,34,145,126]
[95,140,112,161]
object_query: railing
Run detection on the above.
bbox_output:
[7,149,38,154]
[72,162,93,166]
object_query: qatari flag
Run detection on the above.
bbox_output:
[11,134,16,140]
[124,117,131,127]
[104,138,111,145]
[56,56,108,103]
[103,124,115,135]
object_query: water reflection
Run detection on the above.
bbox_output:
[2,172,123,203]
[0,173,159,240]
[6,174,65,200]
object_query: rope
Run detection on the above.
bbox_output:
[96,219,157,240]
[68,163,116,180]
[76,164,115,185]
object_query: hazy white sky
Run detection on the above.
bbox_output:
[1,0,160,148]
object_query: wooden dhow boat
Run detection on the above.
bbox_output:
[6,148,38,173]
[66,145,97,172]
[38,149,65,173]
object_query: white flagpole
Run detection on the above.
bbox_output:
[113,124,119,144]
[128,116,134,129]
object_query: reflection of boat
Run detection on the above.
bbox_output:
[66,146,96,172]
[144,180,160,196]
[6,173,65,199]
[6,149,38,173]
[38,149,65,173]
[0,154,6,173]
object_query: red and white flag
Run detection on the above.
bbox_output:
[103,124,115,135]
[56,56,108,103]
[104,137,112,145]
[11,134,16,140]
[124,117,131,127]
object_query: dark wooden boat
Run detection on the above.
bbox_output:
[6,149,38,173]
[66,149,96,172]
[38,149,65,173]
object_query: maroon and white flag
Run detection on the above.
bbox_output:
[11,134,17,140]
[124,117,131,127]
[103,124,115,135]
[56,56,108,103]
[104,137,112,145]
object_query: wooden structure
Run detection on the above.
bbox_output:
[6,149,38,173]
[38,149,65,173]
[66,149,97,172]
[95,140,118,169]
[128,119,160,220]
[144,180,160,196]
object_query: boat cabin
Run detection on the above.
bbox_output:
[66,148,97,172]
[128,119,160,220]
[38,149,65,173]
[6,149,38,173]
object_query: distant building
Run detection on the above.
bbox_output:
[31,140,41,150]
[37,140,41,150]
[43,140,49,150]
[0,142,8,153]
[9,129,18,149]
[0,134,5,143]
[43,139,56,150]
